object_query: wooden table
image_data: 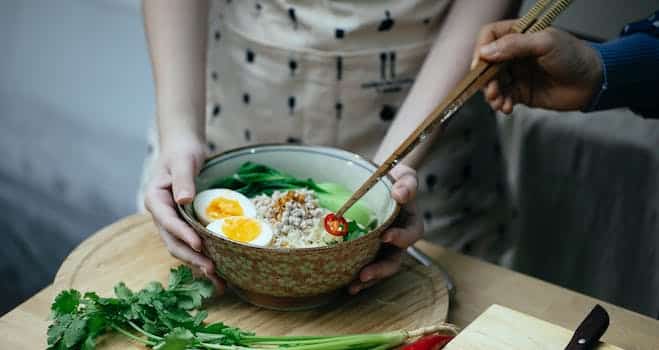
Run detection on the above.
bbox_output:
[1,214,658,349]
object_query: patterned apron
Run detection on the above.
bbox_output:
[139,0,513,260]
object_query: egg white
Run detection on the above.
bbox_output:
[193,189,257,226]
[206,216,274,247]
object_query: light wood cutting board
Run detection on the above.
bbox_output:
[53,215,449,349]
[445,304,622,350]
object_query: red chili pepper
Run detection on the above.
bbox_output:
[324,213,349,236]
[402,334,454,350]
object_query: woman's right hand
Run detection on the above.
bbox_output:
[143,137,226,293]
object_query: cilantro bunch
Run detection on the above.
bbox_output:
[47,265,456,350]
[47,266,248,350]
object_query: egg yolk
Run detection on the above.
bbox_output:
[222,217,261,242]
[206,197,244,220]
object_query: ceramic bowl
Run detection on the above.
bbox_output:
[178,144,400,310]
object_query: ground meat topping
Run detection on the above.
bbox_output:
[252,189,336,248]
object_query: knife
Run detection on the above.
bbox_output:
[564,304,610,350]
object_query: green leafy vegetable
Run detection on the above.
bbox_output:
[210,162,326,197]
[341,220,378,242]
[47,314,72,345]
[47,265,456,350]
[51,290,81,317]
[63,318,87,348]
[315,182,376,227]
[47,266,218,350]
[154,328,194,350]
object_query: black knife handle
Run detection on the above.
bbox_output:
[565,304,610,350]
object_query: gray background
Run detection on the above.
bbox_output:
[0,0,151,314]
[1,0,658,315]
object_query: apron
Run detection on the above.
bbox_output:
[139,0,514,262]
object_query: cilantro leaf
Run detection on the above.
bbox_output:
[143,319,164,337]
[114,282,133,300]
[172,275,213,310]
[161,307,194,323]
[175,294,200,310]
[51,290,81,317]
[47,314,72,345]
[154,328,195,350]
[63,318,87,348]
[192,310,208,328]
[168,266,193,289]
[146,281,166,293]
[86,312,107,336]
[46,265,226,350]
[81,335,96,350]
[189,280,214,299]
[202,322,253,344]
[82,292,99,302]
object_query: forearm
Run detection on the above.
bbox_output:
[588,33,659,118]
[143,0,209,147]
[373,0,518,167]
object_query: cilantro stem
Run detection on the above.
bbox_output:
[169,287,204,292]
[194,332,227,340]
[199,342,257,350]
[240,331,414,350]
[243,332,401,342]
[266,334,404,350]
[199,335,403,350]
[128,320,163,341]
[110,323,156,346]
[242,335,328,342]
[244,334,389,346]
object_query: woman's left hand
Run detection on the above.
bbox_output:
[349,164,423,294]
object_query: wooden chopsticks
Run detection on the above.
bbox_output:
[335,0,573,218]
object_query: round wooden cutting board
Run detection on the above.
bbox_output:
[54,215,448,348]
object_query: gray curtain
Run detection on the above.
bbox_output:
[500,106,659,318]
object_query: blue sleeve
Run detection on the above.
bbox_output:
[588,33,659,118]
[586,12,659,118]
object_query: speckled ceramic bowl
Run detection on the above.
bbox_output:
[178,144,400,311]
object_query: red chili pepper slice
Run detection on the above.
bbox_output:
[324,213,349,236]
[402,334,454,350]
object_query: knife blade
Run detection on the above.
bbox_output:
[564,304,610,350]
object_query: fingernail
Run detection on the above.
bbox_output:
[176,191,193,203]
[470,57,478,70]
[382,234,392,243]
[480,42,497,57]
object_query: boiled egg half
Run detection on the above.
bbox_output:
[193,189,257,226]
[206,216,273,247]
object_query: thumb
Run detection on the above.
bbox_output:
[479,31,552,62]
[170,155,200,205]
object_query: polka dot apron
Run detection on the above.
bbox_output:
[139,0,513,261]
